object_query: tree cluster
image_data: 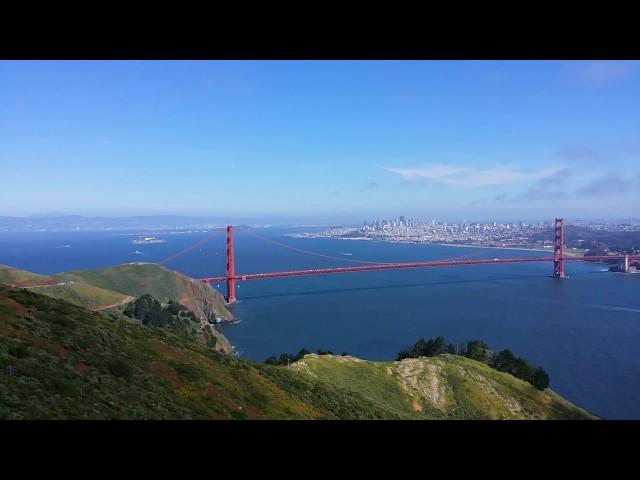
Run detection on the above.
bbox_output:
[397,336,549,390]
[123,295,199,333]
[264,348,349,366]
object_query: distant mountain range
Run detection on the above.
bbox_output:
[0,215,342,232]
[0,215,235,232]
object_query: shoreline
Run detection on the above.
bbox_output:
[297,234,583,257]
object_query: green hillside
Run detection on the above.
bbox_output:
[0,263,233,352]
[0,264,132,310]
[0,286,595,420]
[58,263,233,322]
[0,286,327,420]
[58,263,182,301]
[25,282,132,311]
[279,354,595,419]
[0,264,45,284]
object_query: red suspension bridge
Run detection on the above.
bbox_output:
[162,218,639,304]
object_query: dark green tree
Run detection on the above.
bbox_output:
[531,367,550,390]
[465,340,492,363]
[293,348,311,362]
[492,349,517,374]
[265,356,278,365]
[278,353,291,366]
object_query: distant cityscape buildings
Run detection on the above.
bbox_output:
[293,216,569,249]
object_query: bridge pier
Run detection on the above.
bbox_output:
[553,218,566,279]
[226,225,237,303]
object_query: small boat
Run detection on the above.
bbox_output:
[132,236,166,245]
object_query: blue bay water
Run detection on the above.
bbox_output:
[1,228,639,419]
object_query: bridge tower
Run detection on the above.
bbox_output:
[226,225,237,303]
[553,218,566,279]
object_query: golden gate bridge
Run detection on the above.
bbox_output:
[159,218,639,304]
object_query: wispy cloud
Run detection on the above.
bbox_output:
[564,61,638,87]
[556,145,609,163]
[385,165,468,182]
[385,164,561,188]
[494,193,509,202]
[512,168,571,201]
[578,174,640,196]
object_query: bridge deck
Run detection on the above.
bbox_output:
[201,255,639,283]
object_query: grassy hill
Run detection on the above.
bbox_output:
[0,286,595,420]
[0,263,234,353]
[0,264,132,310]
[0,264,46,284]
[279,354,595,419]
[57,263,233,322]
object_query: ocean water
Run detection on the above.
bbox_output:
[1,228,639,419]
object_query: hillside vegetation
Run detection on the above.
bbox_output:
[0,263,233,352]
[280,354,594,419]
[58,263,233,322]
[0,286,595,420]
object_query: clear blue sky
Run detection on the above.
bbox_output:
[1,60,639,223]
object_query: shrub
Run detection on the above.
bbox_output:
[107,359,133,378]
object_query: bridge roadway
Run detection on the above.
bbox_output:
[201,254,639,284]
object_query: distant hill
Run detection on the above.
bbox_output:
[0,264,131,310]
[58,263,233,320]
[0,263,233,353]
[0,264,45,284]
[0,286,595,420]
[277,354,595,419]
[0,215,228,232]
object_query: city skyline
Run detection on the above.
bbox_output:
[2,60,639,221]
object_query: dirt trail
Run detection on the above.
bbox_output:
[94,295,136,311]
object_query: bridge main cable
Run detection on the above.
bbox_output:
[201,254,640,284]
[237,227,396,265]
[202,256,554,283]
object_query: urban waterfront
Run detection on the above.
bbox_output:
[1,228,639,419]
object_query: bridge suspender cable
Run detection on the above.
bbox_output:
[159,228,226,266]
[237,227,395,265]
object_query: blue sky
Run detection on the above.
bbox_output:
[1,60,639,223]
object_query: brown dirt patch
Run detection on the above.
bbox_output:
[12,277,58,288]
[0,296,29,318]
[205,385,262,419]
[55,345,71,359]
[149,339,186,359]
[150,361,184,389]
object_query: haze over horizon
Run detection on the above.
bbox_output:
[2,60,639,222]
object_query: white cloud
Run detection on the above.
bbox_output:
[564,60,638,87]
[385,164,561,188]
[384,164,469,181]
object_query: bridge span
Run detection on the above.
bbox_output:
[193,219,639,303]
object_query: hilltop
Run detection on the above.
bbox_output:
[0,263,234,353]
[0,286,595,420]
[57,263,233,322]
[279,354,594,419]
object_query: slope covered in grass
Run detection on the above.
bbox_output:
[0,286,328,419]
[1,264,131,310]
[0,287,595,420]
[1,263,234,353]
[26,282,132,311]
[58,263,233,321]
[0,264,45,284]
[276,354,596,420]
